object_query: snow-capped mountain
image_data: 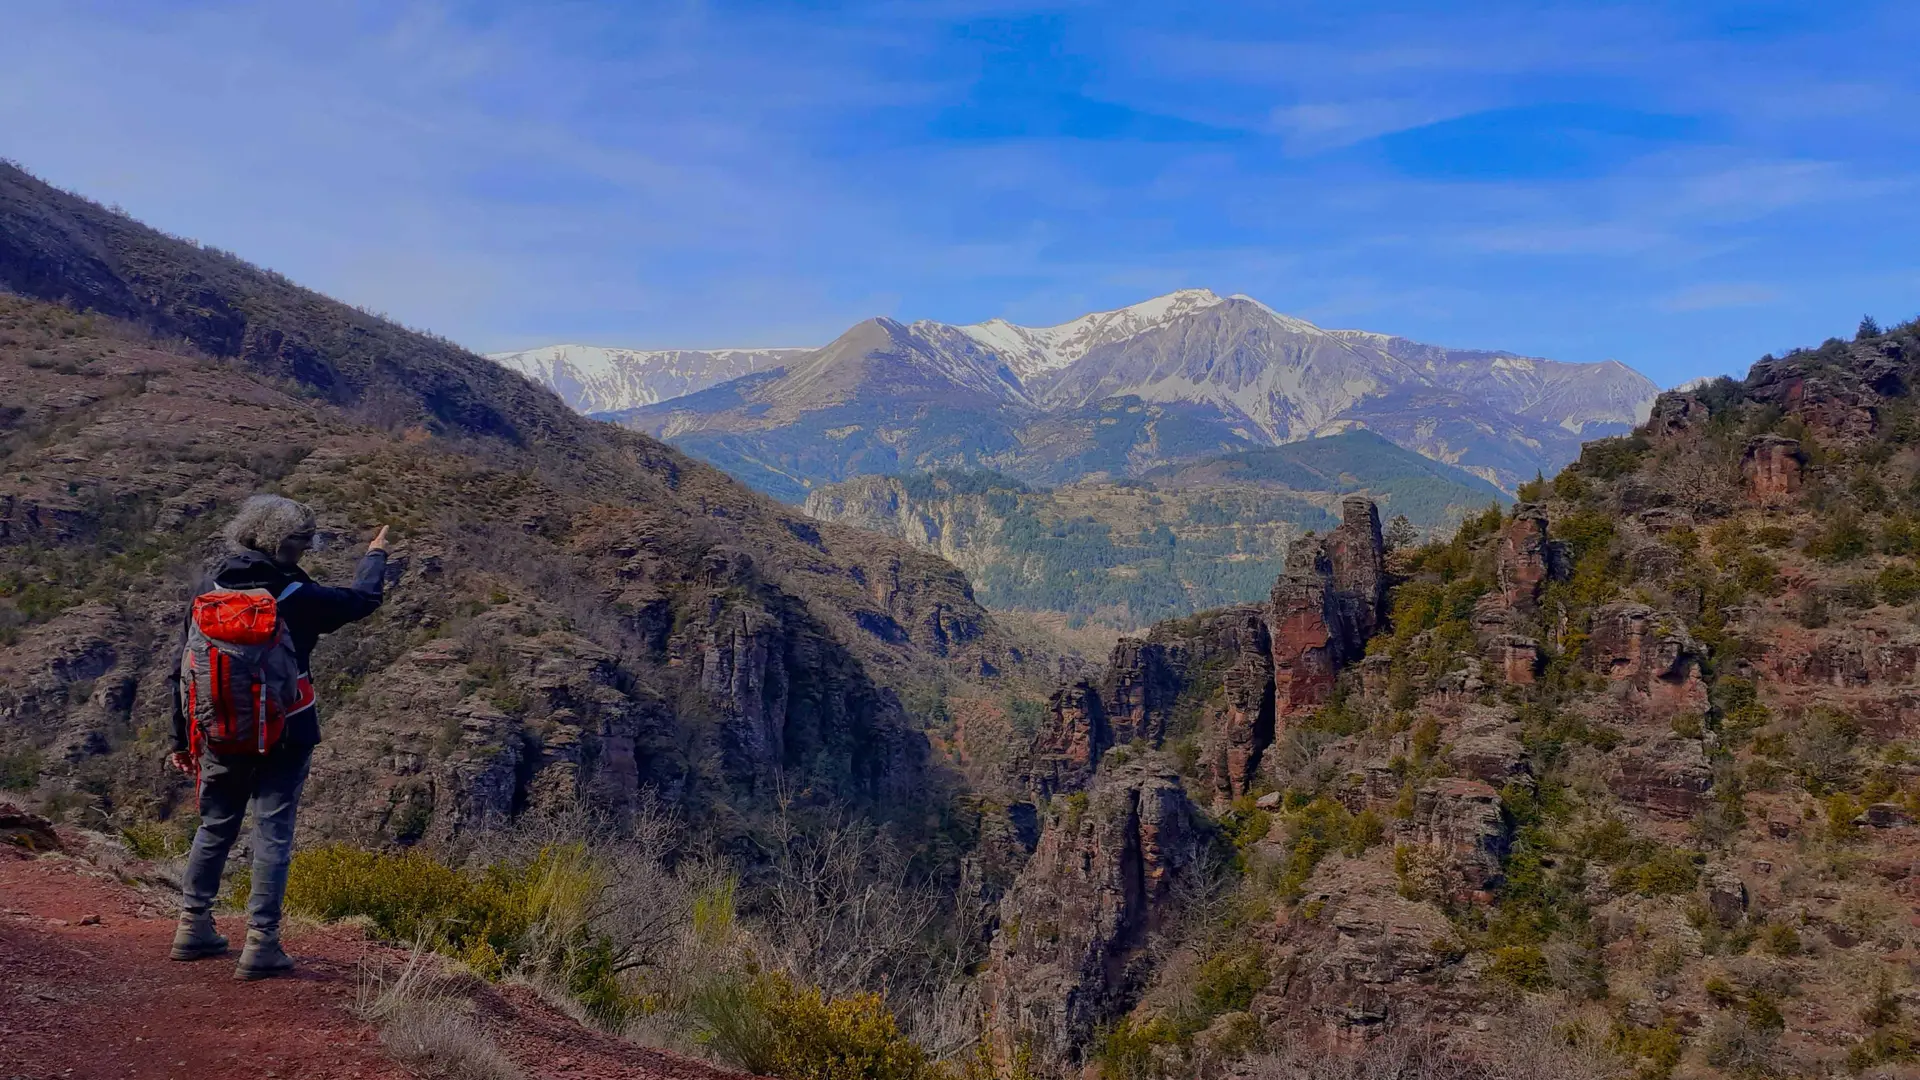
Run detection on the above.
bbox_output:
[487,344,810,414]
[507,290,1660,499]
[956,287,1229,381]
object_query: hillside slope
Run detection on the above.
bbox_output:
[973,315,1920,1077]
[0,161,1031,846]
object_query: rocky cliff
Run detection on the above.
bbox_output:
[983,314,1920,1078]
[0,163,1028,849]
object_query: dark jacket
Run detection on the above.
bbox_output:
[169,548,388,750]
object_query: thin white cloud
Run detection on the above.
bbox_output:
[1269,99,1477,155]
[1658,283,1782,312]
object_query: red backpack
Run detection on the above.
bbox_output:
[180,583,312,758]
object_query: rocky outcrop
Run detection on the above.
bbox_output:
[1494,505,1559,611]
[1586,601,1708,716]
[1258,859,1472,1043]
[1325,497,1389,643]
[1606,738,1713,819]
[0,800,62,851]
[1100,640,1181,747]
[1646,392,1710,440]
[1741,435,1805,504]
[1206,610,1277,799]
[1745,353,1883,441]
[0,601,137,764]
[986,761,1218,1064]
[1406,778,1512,897]
[1271,497,1387,717]
[1488,635,1541,685]
[1766,634,1920,687]
[1024,680,1110,803]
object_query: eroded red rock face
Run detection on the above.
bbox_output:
[1271,496,1387,716]
[1741,434,1805,504]
[1494,506,1557,611]
[1488,634,1541,685]
[1647,392,1710,439]
[1270,545,1342,714]
[1607,739,1714,819]
[1586,600,1709,717]
[1101,639,1180,747]
[1213,610,1277,799]
[1024,679,1109,803]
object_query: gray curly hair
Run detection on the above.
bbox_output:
[224,494,317,556]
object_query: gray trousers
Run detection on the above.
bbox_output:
[180,739,314,931]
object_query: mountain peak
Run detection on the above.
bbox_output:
[959,288,1228,379]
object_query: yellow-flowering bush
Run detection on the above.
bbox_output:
[285,842,635,1022]
[692,969,935,1080]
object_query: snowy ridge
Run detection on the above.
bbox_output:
[489,343,810,413]
[500,287,1664,492]
[957,287,1228,380]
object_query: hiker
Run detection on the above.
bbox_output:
[166,495,389,979]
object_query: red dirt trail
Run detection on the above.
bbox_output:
[0,847,748,1080]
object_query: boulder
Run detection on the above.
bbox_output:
[1257,860,1471,1043]
[1403,778,1512,895]
[0,801,62,852]
[1702,864,1748,926]
[1488,635,1541,685]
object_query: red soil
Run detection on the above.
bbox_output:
[0,847,748,1080]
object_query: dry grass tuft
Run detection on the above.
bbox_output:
[357,944,525,1080]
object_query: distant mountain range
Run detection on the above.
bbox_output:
[489,344,810,413]
[492,289,1658,498]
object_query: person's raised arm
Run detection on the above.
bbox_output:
[286,525,390,634]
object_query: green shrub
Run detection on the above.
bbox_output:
[1609,1020,1683,1080]
[1487,945,1551,991]
[1095,1017,1179,1080]
[1577,436,1649,481]
[692,969,935,1080]
[1849,1029,1918,1071]
[1734,554,1782,596]
[1612,847,1699,896]
[122,818,193,859]
[1274,797,1368,900]
[1704,976,1738,1007]
[1808,513,1871,563]
[0,746,41,790]
[1881,561,1920,605]
[1189,948,1267,1025]
[1217,799,1273,851]
[286,842,634,1023]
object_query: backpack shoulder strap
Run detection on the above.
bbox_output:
[277,581,302,601]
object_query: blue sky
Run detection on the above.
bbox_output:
[4,1,1917,387]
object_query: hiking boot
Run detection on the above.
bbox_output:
[169,912,228,961]
[233,928,295,980]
